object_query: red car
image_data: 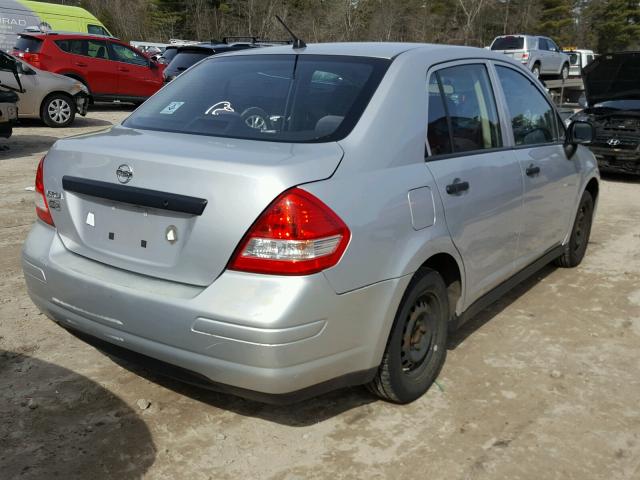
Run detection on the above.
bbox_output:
[13,32,164,104]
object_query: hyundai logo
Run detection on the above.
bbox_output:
[116,164,133,184]
[607,138,621,147]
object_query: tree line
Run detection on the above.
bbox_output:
[47,0,640,52]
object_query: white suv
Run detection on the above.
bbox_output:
[491,35,570,80]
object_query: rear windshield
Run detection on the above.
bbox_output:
[124,54,390,143]
[491,36,524,50]
[14,36,43,53]
[164,50,212,75]
[161,47,179,63]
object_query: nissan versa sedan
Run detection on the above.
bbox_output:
[22,43,599,404]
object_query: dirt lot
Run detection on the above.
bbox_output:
[1,108,639,480]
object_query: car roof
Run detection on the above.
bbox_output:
[19,31,118,41]
[215,42,498,60]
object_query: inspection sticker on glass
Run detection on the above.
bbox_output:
[160,102,185,115]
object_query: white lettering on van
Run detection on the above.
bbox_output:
[0,18,27,26]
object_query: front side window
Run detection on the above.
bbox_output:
[124,54,390,143]
[88,24,109,36]
[111,43,148,66]
[496,65,559,146]
[426,63,502,155]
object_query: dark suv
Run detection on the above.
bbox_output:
[13,32,164,103]
[163,37,284,82]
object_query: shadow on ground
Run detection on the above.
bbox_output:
[448,264,557,349]
[0,350,156,479]
[0,134,60,160]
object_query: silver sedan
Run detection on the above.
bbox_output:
[22,42,599,404]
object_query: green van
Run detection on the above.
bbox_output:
[0,0,110,51]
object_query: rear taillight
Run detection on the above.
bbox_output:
[229,188,350,275]
[18,52,42,68]
[35,156,54,226]
[522,52,529,60]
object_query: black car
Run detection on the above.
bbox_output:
[573,52,640,175]
[163,37,284,83]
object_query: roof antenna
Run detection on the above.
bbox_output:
[275,15,306,49]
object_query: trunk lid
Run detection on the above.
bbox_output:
[583,51,640,106]
[44,126,344,286]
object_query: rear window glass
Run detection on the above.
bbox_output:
[491,36,524,50]
[161,47,179,63]
[124,54,390,143]
[15,36,42,53]
[164,50,212,74]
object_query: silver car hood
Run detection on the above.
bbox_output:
[44,126,344,286]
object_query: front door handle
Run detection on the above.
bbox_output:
[118,67,130,72]
[75,62,88,67]
[526,165,541,177]
[446,179,470,195]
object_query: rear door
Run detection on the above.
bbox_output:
[109,42,162,98]
[425,61,524,304]
[55,38,118,95]
[493,63,579,267]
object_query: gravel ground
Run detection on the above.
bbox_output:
[1,108,639,480]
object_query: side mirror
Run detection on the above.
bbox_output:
[149,60,158,70]
[567,120,594,145]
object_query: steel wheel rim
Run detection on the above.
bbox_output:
[245,114,266,130]
[400,294,437,372]
[48,99,71,124]
[573,203,589,251]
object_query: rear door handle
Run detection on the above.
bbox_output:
[75,62,88,67]
[446,179,470,195]
[118,67,130,72]
[526,165,541,177]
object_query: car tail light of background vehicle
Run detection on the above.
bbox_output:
[229,188,350,275]
[35,157,54,226]
[15,52,42,69]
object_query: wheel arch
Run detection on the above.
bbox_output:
[419,252,463,324]
[58,73,91,94]
[585,176,599,203]
[40,90,75,115]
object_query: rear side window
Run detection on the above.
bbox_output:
[427,64,502,155]
[496,65,560,146]
[569,53,579,65]
[14,36,42,53]
[491,36,524,50]
[124,54,390,143]
[57,40,109,59]
[539,38,550,51]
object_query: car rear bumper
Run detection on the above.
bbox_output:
[22,221,408,401]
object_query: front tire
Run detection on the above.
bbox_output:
[368,268,449,404]
[555,190,594,268]
[41,93,76,128]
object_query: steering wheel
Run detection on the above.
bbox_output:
[241,107,270,131]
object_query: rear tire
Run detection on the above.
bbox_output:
[531,63,541,79]
[368,268,449,404]
[555,190,594,268]
[559,63,569,80]
[41,93,76,128]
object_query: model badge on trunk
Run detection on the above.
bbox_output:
[116,164,133,184]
